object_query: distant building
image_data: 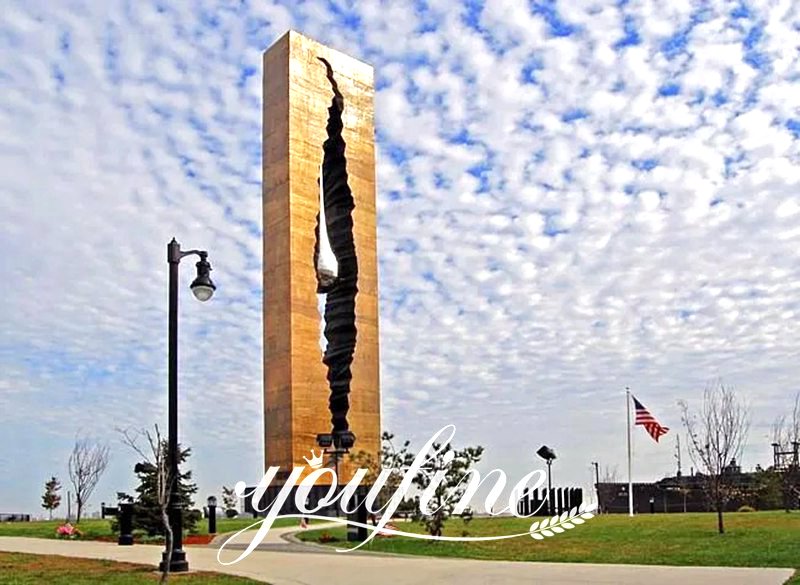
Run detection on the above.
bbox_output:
[597,459,793,513]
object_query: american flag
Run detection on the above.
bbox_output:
[632,396,669,442]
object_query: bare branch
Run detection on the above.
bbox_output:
[67,435,110,524]
[117,425,173,583]
[679,380,749,534]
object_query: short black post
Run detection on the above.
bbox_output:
[207,496,217,535]
[118,502,134,546]
[347,486,368,542]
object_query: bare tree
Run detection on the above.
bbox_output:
[68,436,110,523]
[119,426,172,584]
[772,392,800,512]
[679,381,749,534]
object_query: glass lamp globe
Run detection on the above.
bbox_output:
[190,282,215,302]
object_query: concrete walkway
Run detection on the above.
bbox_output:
[209,521,343,554]
[0,533,793,585]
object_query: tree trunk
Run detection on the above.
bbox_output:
[716,506,724,534]
[161,507,172,584]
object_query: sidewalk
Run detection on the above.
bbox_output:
[0,534,793,585]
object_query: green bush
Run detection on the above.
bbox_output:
[138,534,164,544]
[186,509,202,534]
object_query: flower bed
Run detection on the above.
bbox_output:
[88,534,214,545]
[55,523,83,540]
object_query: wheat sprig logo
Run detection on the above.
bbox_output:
[528,502,597,539]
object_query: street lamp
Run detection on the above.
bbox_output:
[537,445,557,515]
[207,496,218,535]
[315,430,356,514]
[159,238,215,574]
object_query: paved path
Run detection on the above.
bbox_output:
[0,533,793,585]
[209,521,343,554]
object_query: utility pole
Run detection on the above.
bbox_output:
[674,435,682,477]
[591,461,601,512]
[626,387,634,517]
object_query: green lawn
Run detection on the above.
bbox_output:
[0,552,264,584]
[297,511,800,571]
[0,516,298,540]
[0,519,115,540]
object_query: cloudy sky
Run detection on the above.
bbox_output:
[1,0,799,516]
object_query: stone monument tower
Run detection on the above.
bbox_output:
[261,31,381,490]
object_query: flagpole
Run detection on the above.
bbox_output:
[626,386,634,517]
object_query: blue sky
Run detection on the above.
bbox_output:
[1,0,799,516]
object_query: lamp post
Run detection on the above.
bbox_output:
[537,445,557,515]
[159,238,216,574]
[591,461,600,513]
[315,431,355,517]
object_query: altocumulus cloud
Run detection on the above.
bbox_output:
[0,0,799,513]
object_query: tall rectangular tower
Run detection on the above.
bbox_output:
[262,31,380,483]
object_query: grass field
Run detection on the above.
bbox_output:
[297,511,800,571]
[0,516,296,541]
[0,552,265,584]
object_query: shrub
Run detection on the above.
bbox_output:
[186,509,202,534]
[139,534,164,545]
[225,509,238,518]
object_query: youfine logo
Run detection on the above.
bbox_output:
[217,425,597,565]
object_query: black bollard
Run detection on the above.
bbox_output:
[208,503,217,534]
[346,486,368,542]
[118,502,134,546]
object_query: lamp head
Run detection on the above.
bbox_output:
[316,433,333,448]
[537,445,557,461]
[190,256,216,302]
[333,430,356,451]
[207,495,217,507]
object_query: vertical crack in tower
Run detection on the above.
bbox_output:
[314,57,358,440]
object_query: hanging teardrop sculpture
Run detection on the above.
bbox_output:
[316,161,339,288]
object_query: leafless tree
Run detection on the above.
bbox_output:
[68,436,110,523]
[679,380,749,534]
[772,392,800,512]
[118,425,172,584]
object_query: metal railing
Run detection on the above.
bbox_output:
[0,513,31,522]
